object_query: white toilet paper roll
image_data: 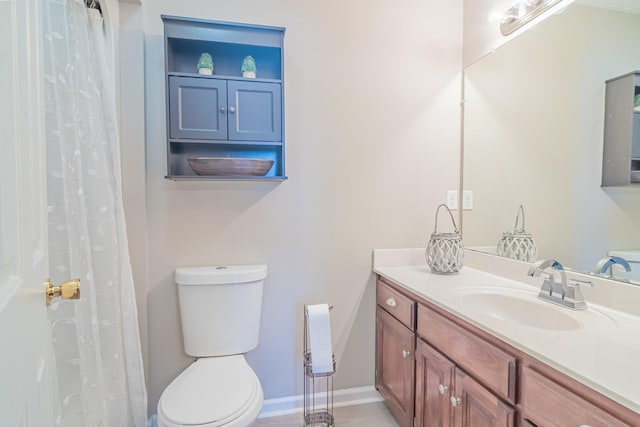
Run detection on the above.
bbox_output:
[307,304,334,374]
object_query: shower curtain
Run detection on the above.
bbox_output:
[43,0,147,425]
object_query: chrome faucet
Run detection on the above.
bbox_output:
[527,259,592,310]
[527,259,566,297]
[594,256,631,279]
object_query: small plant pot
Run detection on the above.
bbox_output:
[242,71,256,78]
[198,68,213,75]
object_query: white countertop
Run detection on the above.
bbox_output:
[373,249,640,414]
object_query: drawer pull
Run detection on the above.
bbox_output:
[579,425,593,427]
[450,396,462,407]
[438,384,449,395]
[402,350,411,358]
[385,297,397,307]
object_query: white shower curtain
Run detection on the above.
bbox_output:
[43,0,147,425]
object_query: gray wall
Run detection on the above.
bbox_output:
[120,0,463,414]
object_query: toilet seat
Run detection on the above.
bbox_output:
[158,355,263,427]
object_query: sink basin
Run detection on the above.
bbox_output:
[459,290,582,331]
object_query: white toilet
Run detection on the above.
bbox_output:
[157,265,267,427]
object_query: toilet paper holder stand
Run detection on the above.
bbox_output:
[303,305,335,426]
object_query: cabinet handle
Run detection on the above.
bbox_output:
[219,106,226,113]
[385,298,397,307]
[229,106,236,113]
[402,350,410,358]
[450,396,462,407]
[438,384,449,395]
[578,425,593,427]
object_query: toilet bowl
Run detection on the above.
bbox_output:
[157,356,263,427]
[157,265,267,427]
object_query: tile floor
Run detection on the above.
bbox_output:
[253,402,400,426]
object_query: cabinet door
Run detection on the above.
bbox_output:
[415,339,454,427]
[376,306,415,427]
[169,76,227,140]
[227,80,282,141]
[450,368,514,427]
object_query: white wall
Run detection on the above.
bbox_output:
[131,0,463,413]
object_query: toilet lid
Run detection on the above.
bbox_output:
[159,356,259,426]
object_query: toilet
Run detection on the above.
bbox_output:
[157,265,267,427]
[607,250,640,283]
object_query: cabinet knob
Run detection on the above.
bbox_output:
[229,106,236,113]
[385,298,397,307]
[219,106,226,113]
[402,350,411,358]
[450,396,462,407]
[438,384,449,395]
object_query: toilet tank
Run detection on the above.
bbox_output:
[175,265,267,357]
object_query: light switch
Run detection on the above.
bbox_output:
[446,190,458,210]
[462,191,473,210]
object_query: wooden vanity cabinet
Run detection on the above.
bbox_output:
[416,304,515,427]
[375,277,639,427]
[521,366,631,427]
[375,282,416,427]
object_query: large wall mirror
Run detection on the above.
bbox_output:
[462,0,640,283]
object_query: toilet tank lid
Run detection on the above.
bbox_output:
[608,250,640,263]
[175,264,267,285]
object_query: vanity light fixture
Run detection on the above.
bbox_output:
[500,0,574,36]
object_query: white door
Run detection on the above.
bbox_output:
[0,0,53,425]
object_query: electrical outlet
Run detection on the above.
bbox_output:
[446,190,458,210]
[462,191,473,210]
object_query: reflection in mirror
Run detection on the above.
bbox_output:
[462,1,640,284]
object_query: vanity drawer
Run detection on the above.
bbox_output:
[521,366,631,427]
[377,280,415,331]
[417,304,516,403]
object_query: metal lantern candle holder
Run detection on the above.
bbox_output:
[426,204,464,273]
[497,205,537,262]
[303,305,335,426]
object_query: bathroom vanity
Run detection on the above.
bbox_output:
[373,249,640,427]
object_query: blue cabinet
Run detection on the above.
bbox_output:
[169,76,227,140]
[162,16,286,180]
[169,76,282,143]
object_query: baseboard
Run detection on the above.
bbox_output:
[257,386,384,419]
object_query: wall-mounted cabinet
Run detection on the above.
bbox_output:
[602,71,640,187]
[162,16,286,180]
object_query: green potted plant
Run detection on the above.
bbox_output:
[241,55,257,78]
[635,93,640,111]
[197,53,214,75]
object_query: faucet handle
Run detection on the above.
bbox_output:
[568,278,593,288]
[564,279,593,307]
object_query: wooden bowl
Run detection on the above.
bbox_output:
[187,157,274,176]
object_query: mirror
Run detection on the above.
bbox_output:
[462,0,640,283]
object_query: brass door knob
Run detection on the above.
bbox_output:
[45,278,80,306]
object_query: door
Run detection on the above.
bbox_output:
[169,76,228,140]
[0,0,52,425]
[450,368,514,427]
[228,80,282,141]
[375,307,415,427]
[415,339,455,427]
